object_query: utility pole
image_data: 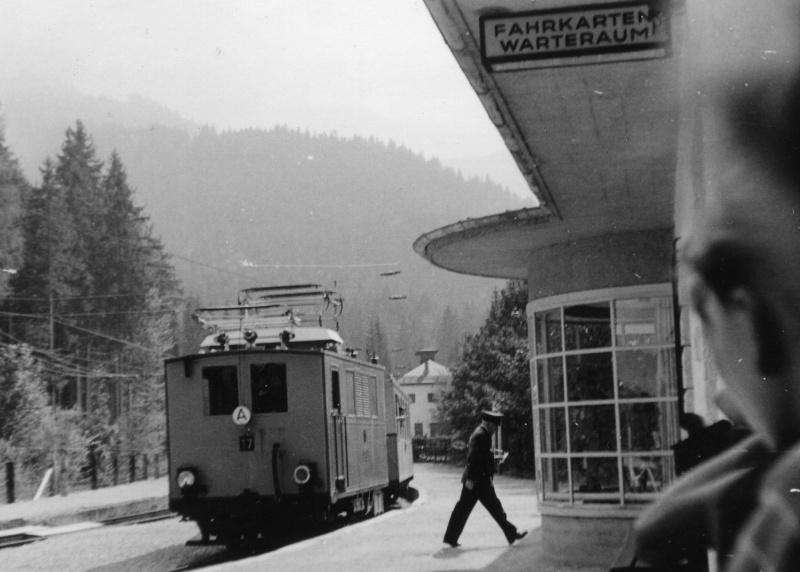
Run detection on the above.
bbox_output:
[75,346,83,413]
[49,290,57,406]
[86,344,92,414]
[114,355,121,421]
[49,290,55,351]
[83,342,92,413]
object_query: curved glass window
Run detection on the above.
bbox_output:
[532,289,679,504]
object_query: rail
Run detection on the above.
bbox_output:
[0,509,175,551]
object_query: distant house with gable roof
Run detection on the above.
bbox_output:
[398,349,452,437]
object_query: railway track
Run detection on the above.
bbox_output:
[101,508,176,526]
[0,509,177,551]
[0,532,46,550]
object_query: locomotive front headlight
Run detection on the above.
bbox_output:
[176,468,196,489]
[293,464,312,485]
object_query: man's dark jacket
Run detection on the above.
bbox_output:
[462,424,494,483]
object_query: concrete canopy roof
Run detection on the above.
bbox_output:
[416,0,682,279]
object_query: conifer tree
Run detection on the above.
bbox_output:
[0,344,47,452]
[0,121,27,300]
[54,121,103,329]
[366,317,391,371]
[11,159,82,352]
[438,281,533,474]
[436,304,461,367]
[10,121,181,476]
[92,151,148,341]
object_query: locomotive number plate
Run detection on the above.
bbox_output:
[239,435,255,452]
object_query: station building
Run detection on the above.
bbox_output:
[415,0,791,567]
[397,349,453,438]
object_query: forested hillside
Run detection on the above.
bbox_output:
[1,89,531,372]
[0,121,180,490]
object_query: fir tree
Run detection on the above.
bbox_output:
[11,159,82,351]
[436,304,461,367]
[54,121,104,325]
[0,344,48,447]
[438,281,533,474]
[0,121,27,299]
[10,122,181,474]
[366,317,392,371]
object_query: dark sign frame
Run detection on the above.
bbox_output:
[239,434,255,452]
[480,0,670,70]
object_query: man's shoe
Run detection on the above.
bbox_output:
[508,531,527,545]
[444,540,461,548]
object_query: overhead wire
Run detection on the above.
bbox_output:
[0,310,163,356]
[2,208,266,285]
[51,318,165,356]
[35,361,142,380]
[0,309,171,373]
[0,309,173,318]
[11,189,406,286]
[51,309,175,318]
[0,169,247,379]
[169,252,261,282]
[0,343,144,380]
[1,292,147,302]
[9,200,406,294]
[24,208,402,278]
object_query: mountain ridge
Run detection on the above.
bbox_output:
[1,85,529,371]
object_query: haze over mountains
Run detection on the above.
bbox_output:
[1,80,532,373]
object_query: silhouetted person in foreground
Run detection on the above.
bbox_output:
[634,62,800,571]
[443,410,527,548]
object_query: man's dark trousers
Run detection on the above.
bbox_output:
[443,479,518,544]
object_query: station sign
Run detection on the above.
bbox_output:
[480,1,669,71]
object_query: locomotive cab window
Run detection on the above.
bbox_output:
[204,365,239,416]
[251,363,288,413]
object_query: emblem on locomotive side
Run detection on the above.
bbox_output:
[232,405,251,425]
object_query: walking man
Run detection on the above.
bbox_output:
[443,410,527,547]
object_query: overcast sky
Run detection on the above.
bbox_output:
[0,0,532,198]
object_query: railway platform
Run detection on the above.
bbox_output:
[0,477,168,532]
[0,466,609,571]
[212,464,606,572]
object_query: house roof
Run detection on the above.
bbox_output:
[398,359,452,386]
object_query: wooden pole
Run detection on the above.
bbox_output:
[89,445,98,490]
[129,454,136,483]
[49,291,55,351]
[7,299,12,344]
[86,344,92,414]
[112,453,119,486]
[59,449,67,496]
[5,461,14,504]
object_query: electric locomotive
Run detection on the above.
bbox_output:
[164,284,413,546]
